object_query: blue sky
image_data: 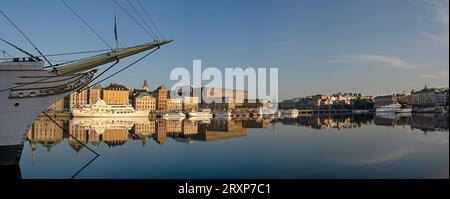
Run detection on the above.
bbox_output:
[1,0,448,100]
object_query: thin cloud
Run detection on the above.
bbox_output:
[420,70,449,80]
[421,0,449,46]
[330,148,419,166]
[329,54,420,69]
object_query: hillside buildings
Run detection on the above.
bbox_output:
[374,94,411,108]
[411,86,449,108]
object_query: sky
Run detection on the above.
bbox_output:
[1,0,449,100]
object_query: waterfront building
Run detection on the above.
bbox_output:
[332,93,361,106]
[182,120,198,134]
[102,128,129,147]
[166,120,183,133]
[199,97,236,111]
[152,84,168,112]
[167,98,183,112]
[133,120,156,137]
[412,86,437,108]
[154,120,167,146]
[307,95,333,109]
[182,96,199,111]
[374,94,411,108]
[132,92,156,112]
[27,117,64,145]
[103,83,129,105]
[191,87,248,104]
[88,84,102,104]
[68,89,88,110]
[236,99,267,110]
[279,98,302,109]
[435,88,449,107]
[68,121,88,153]
[193,120,247,141]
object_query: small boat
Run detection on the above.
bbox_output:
[189,109,213,118]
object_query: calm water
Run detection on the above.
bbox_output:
[19,113,449,179]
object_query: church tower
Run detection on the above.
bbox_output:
[142,80,150,92]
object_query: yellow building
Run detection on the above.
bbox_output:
[133,120,156,137]
[103,83,129,105]
[132,92,156,112]
[88,84,102,104]
[182,120,198,135]
[182,96,199,111]
[27,117,64,143]
[166,120,183,133]
[167,98,183,112]
[103,128,129,147]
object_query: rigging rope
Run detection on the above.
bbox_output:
[136,0,165,40]
[77,59,120,92]
[82,47,159,91]
[42,112,100,156]
[0,9,54,68]
[126,0,159,40]
[42,112,99,179]
[0,38,39,60]
[60,0,113,50]
[113,0,157,41]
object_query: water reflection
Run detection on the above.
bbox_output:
[275,113,449,132]
[21,113,448,179]
[26,113,448,156]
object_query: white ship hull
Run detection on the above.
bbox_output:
[189,110,213,118]
[72,109,149,117]
[0,61,94,165]
[0,39,171,165]
[162,112,186,120]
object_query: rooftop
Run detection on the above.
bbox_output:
[104,83,128,91]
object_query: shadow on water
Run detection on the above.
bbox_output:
[0,164,21,179]
[15,112,449,179]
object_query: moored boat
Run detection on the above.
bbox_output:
[72,99,149,117]
[189,109,213,118]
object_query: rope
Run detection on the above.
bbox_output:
[0,9,53,68]
[42,112,99,156]
[60,0,113,50]
[113,0,157,40]
[0,48,116,61]
[41,112,100,179]
[77,59,120,92]
[83,46,159,90]
[137,0,165,40]
[0,38,39,60]
[126,0,159,40]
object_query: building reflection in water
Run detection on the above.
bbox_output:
[26,113,448,157]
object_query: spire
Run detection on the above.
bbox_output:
[142,80,149,92]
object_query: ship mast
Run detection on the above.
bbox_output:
[46,39,172,75]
